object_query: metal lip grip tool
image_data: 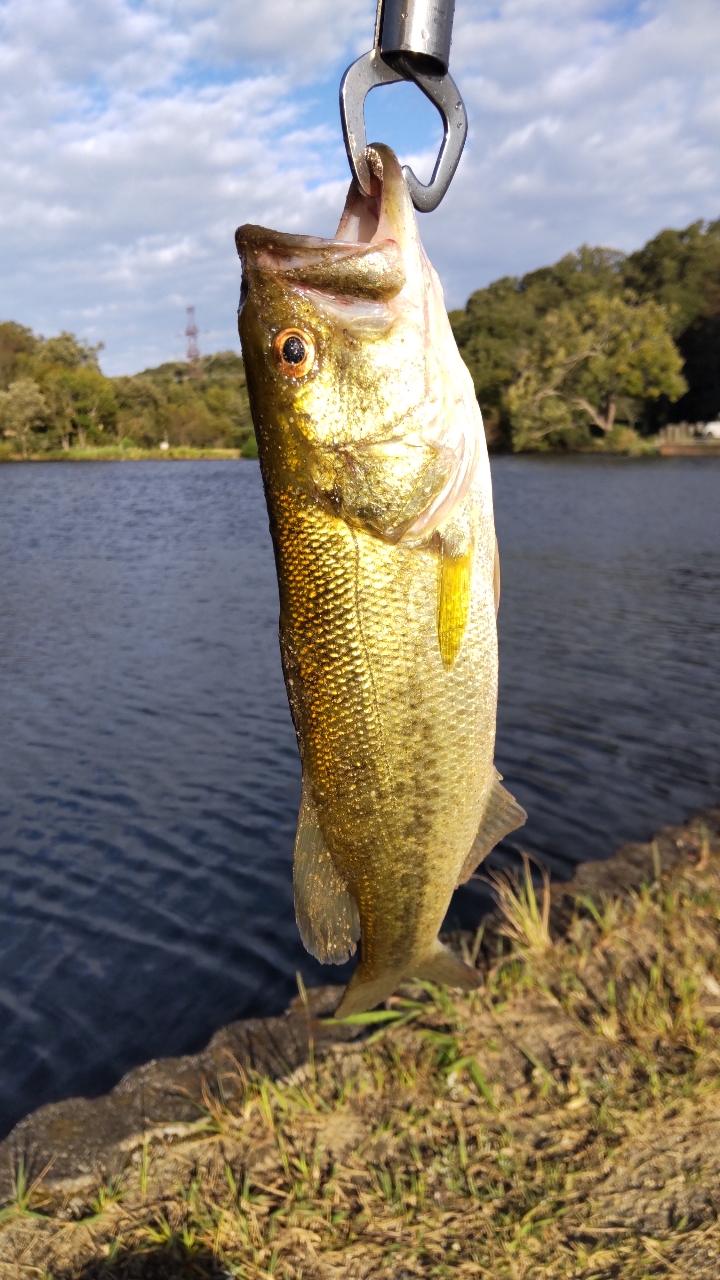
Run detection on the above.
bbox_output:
[340,0,468,213]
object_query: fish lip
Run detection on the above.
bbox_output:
[236,225,361,254]
[235,226,406,303]
[235,146,412,303]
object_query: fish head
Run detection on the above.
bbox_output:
[236,145,484,544]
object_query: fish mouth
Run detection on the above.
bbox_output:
[236,145,411,302]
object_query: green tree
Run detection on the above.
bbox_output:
[42,373,74,450]
[0,321,36,389]
[0,323,257,456]
[0,379,47,457]
[624,219,720,424]
[449,276,540,443]
[161,386,217,446]
[113,351,254,451]
[506,294,687,451]
[450,246,626,444]
[623,219,720,335]
[36,331,104,371]
[68,367,117,444]
[113,374,165,445]
[39,366,118,447]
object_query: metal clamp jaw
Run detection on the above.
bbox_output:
[340,0,467,213]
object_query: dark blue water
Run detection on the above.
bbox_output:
[0,456,718,1137]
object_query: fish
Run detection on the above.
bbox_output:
[235,145,526,1018]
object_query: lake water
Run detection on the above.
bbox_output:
[1,456,718,1138]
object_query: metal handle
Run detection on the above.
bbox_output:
[340,51,467,213]
[380,0,456,77]
[339,0,467,213]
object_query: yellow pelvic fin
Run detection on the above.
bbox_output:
[437,540,473,670]
[456,768,528,887]
[294,782,360,965]
[493,536,501,616]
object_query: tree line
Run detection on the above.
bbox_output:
[449,217,720,451]
[3,216,719,458]
[0,324,255,458]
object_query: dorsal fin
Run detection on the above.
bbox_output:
[294,782,360,964]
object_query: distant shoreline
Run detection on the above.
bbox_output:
[0,445,254,463]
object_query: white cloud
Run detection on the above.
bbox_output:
[175,0,369,71]
[0,0,368,370]
[0,0,719,372]
[425,0,720,305]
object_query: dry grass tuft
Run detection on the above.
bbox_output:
[488,852,552,958]
[2,820,720,1279]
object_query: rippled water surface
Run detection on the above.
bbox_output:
[1,456,718,1136]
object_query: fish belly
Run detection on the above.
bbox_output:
[273,485,498,986]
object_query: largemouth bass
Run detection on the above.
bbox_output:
[236,145,526,1018]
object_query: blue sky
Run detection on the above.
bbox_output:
[1,0,719,374]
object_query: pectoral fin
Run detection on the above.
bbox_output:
[456,769,528,886]
[294,783,360,964]
[493,536,501,616]
[437,541,473,670]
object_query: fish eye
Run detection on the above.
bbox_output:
[273,328,315,378]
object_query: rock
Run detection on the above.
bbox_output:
[0,984,355,1201]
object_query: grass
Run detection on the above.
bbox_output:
[2,821,720,1278]
[0,1160,54,1226]
[0,444,257,463]
[487,852,552,959]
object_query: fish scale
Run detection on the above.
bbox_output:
[237,145,526,1016]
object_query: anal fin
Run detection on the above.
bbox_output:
[456,769,528,887]
[334,966,405,1019]
[335,942,480,1020]
[413,941,482,991]
[294,783,360,964]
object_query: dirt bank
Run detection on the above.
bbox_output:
[1,807,719,1278]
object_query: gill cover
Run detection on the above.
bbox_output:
[236,145,484,548]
